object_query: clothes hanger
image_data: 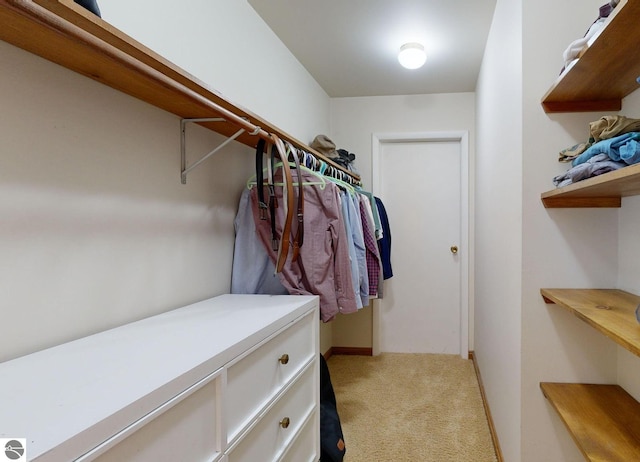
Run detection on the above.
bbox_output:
[305,151,319,170]
[304,151,315,170]
[285,144,327,179]
[286,144,329,185]
[325,172,356,194]
[246,162,326,190]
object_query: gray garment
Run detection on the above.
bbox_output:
[553,153,626,187]
[231,188,288,295]
[340,191,362,309]
[347,192,369,308]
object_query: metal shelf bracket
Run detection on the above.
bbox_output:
[180,117,260,184]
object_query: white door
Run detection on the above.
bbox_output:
[372,132,468,357]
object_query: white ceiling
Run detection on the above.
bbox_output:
[248,0,497,98]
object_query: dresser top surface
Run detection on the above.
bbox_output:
[0,294,318,460]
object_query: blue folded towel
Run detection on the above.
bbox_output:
[572,132,640,166]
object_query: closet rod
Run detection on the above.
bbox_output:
[180,113,361,185]
[1,0,360,184]
[182,118,361,185]
[1,0,273,138]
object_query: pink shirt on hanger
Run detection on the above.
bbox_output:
[250,169,358,322]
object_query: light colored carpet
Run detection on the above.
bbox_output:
[327,353,498,462]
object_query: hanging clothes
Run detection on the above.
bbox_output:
[357,189,382,239]
[358,194,382,297]
[231,188,289,295]
[340,190,369,309]
[339,190,361,310]
[230,138,392,318]
[375,197,393,281]
[250,168,358,322]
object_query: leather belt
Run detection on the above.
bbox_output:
[268,142,278,251]
[255,137,282,253]
[255,138,268,220]
[254,135,302,273]
[286,143,304,262]
[271,135,294,273]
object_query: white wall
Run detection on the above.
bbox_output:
[477,0,636,460]
[474,0,523,459]
[100,0,330,145]
[617,90,640,400]
[521,0,624,460]
[328,93,475,349]
[0,0,332,362]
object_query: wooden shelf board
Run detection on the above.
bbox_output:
[542,99,621,114]
[540,382,640,461]
[0,0,360,181]
[540,288,640,357]
[541,163,640,208]
[541,0,640,113]
[0,0,254,143]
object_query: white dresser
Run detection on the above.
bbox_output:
[0,294,320,462]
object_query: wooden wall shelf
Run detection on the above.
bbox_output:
[540,163,640,208]
[541,288,640,357]
[541,291,640,457]
[540,382,640,461]
[541,0,640,113]
[540,4,640,455]
[0,0,359,182]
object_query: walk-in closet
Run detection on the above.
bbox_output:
[2,0,640,461]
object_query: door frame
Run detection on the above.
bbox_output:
[371,131,470,359]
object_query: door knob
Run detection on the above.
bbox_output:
[450,246,458,254]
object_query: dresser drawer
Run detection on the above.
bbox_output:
[226,361,317,462]
[90,371,223,462]
[279,409,319,462]
[226,310,315,443]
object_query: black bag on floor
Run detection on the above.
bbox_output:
[320,354,346,462]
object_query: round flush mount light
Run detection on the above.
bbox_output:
[398,42,427,69]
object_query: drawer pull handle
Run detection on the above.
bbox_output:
[279,417,290,429]
[278,354,290,365]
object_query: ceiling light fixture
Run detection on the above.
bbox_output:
[398,42,427,70]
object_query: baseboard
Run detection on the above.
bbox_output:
[470,351,504,462]
[324,346,373,360]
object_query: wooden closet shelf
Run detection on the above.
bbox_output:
[541,0,640,113]
[541,288,640,357]
[0,0,359,182]
[540,0,640,207]
[541,162,640,208]
[540,382,640,461]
